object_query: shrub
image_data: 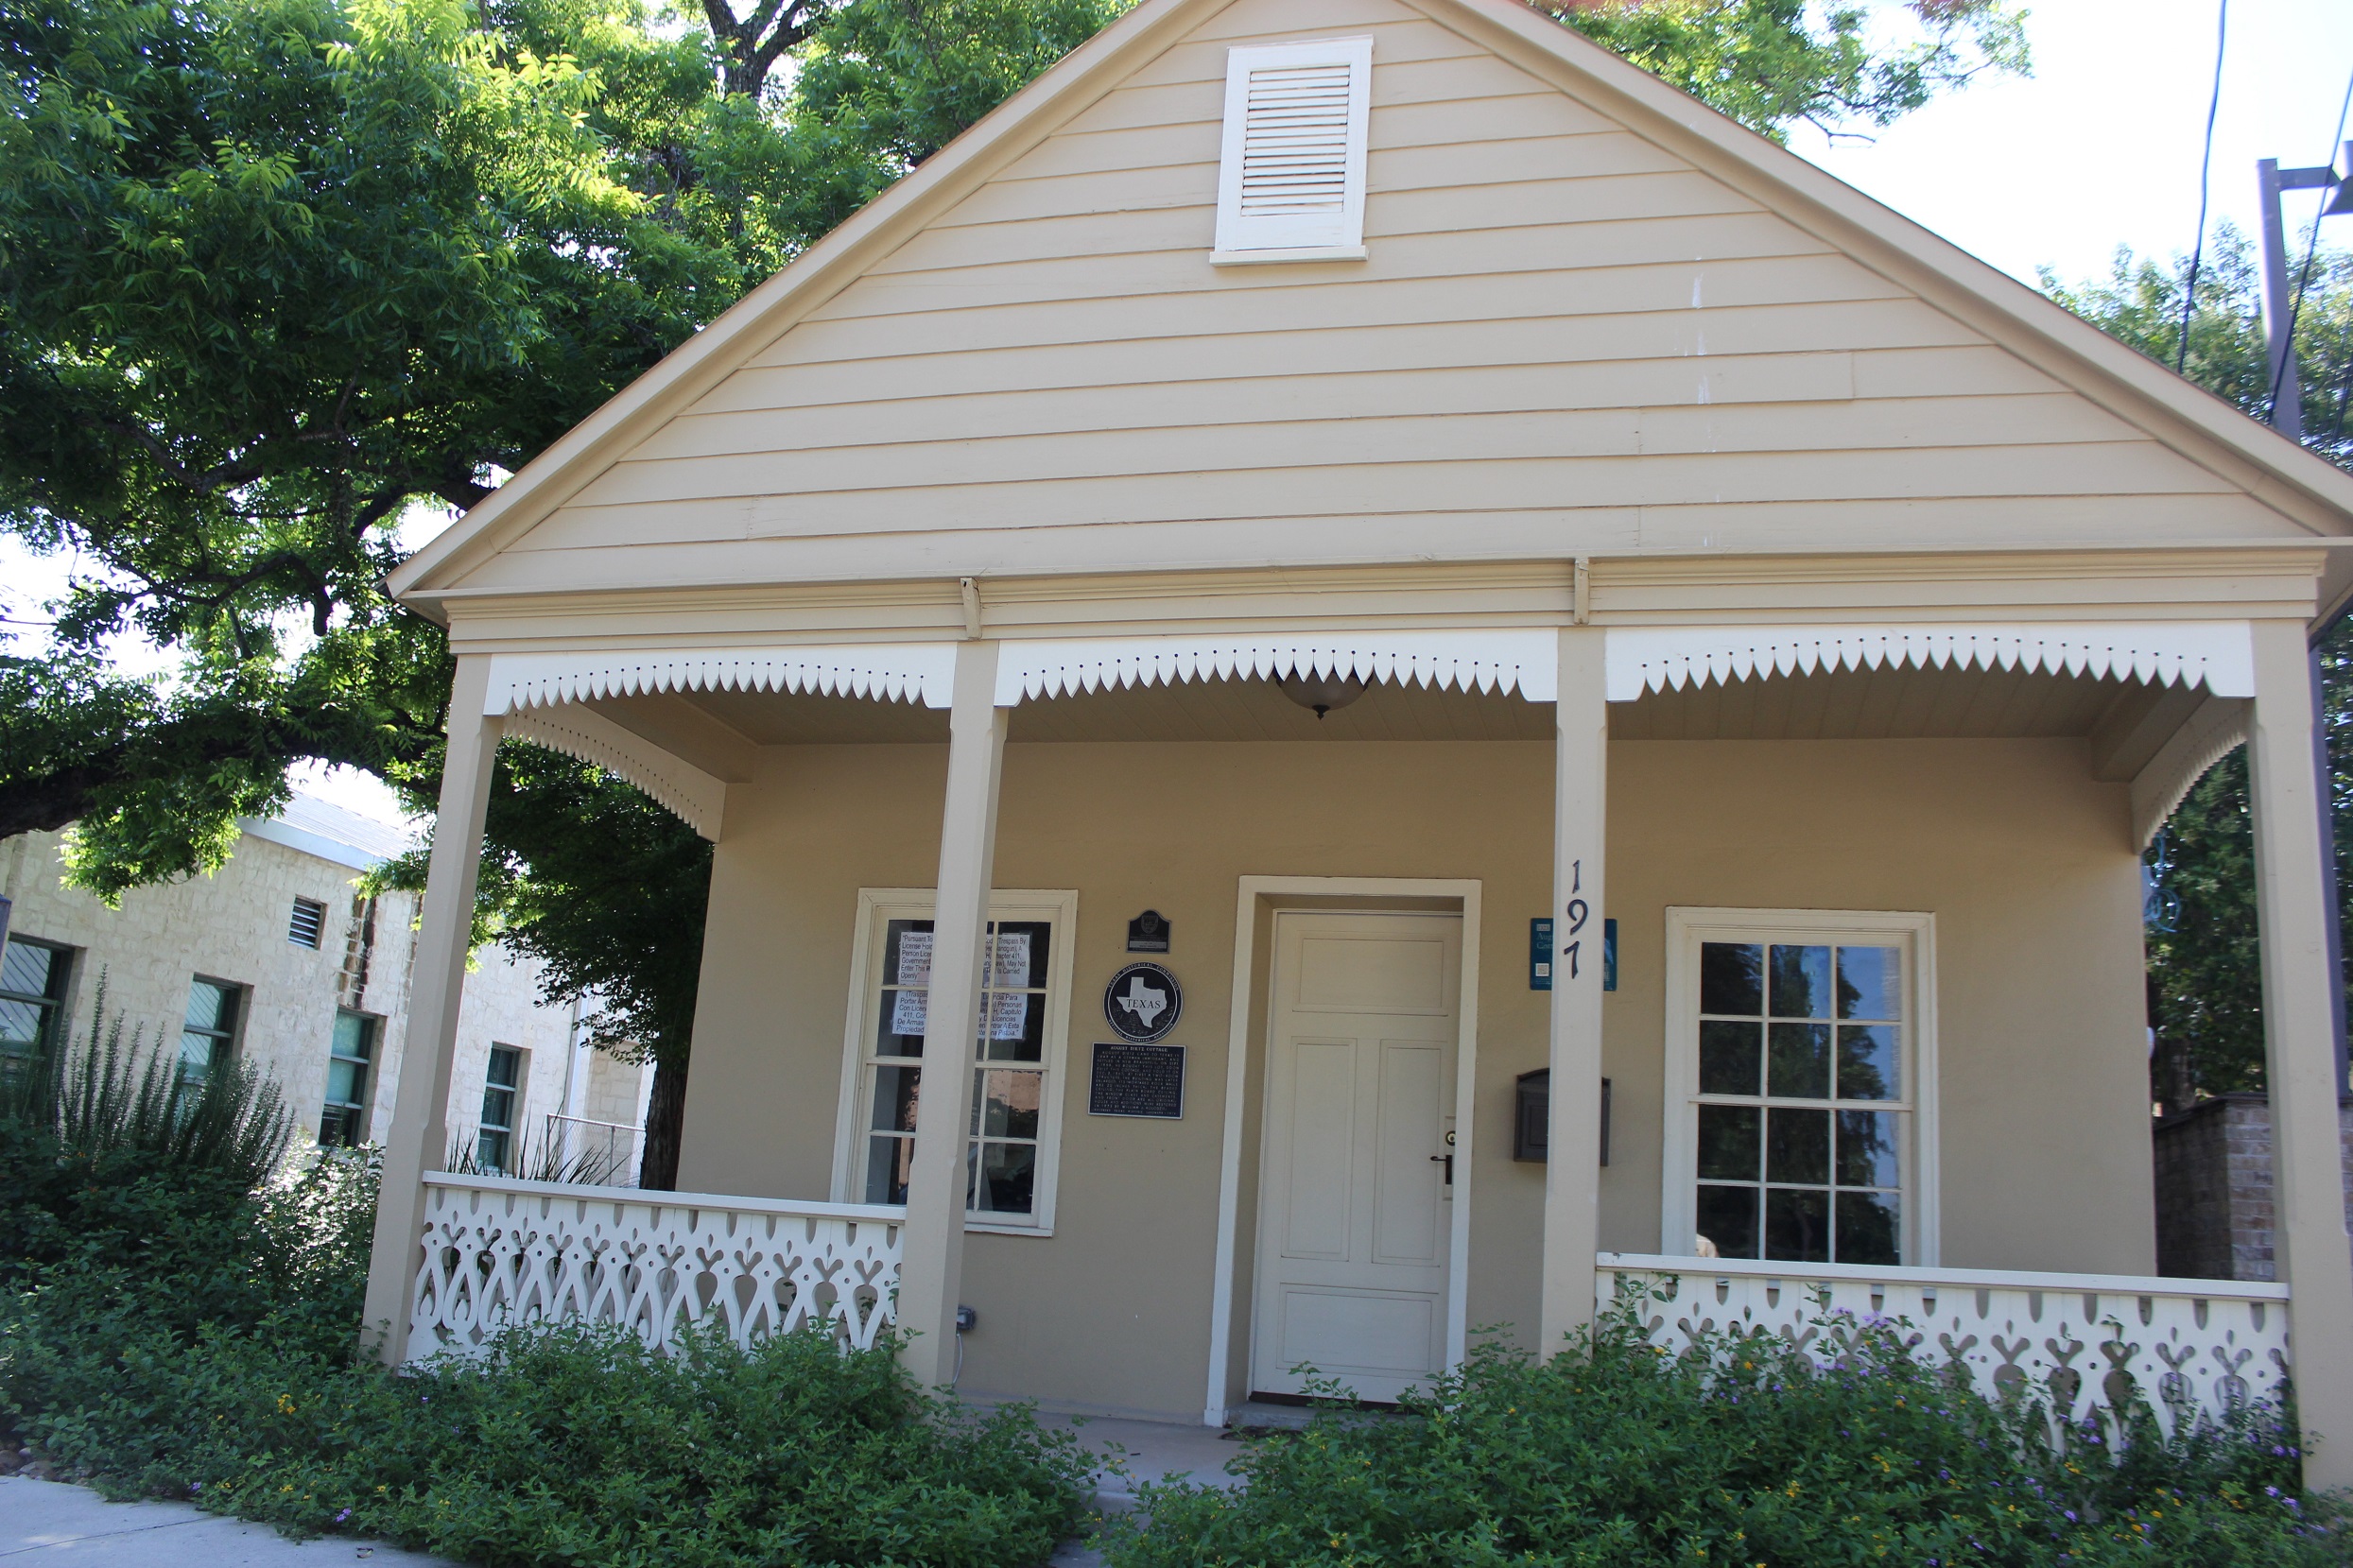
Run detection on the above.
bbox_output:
[1099,1301,2340,1567]
[1,999,1092,1567]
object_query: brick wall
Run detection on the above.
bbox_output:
[2153,1094,2353,1281]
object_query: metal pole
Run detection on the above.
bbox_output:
[2258,159,2305,440]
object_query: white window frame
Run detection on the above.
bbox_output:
[1660,907,1940,1266]
[832,887,1080,1235]
[1212,37,1374,265]
[479,1043,526,1174]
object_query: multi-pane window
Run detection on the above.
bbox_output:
[320,1010,376,1146]
[1,938,72,1066]
[479,1045,523,1173]
[1672,918,1927,1266]
[180,979,242,1088]
[288,897,328,949]
[846,892,1074,1231]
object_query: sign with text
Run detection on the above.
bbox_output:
[1088,1042,1185,1119]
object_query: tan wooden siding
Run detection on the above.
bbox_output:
[474,0,2305,593]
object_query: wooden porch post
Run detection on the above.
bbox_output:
[361,655,504,1362]
[2245,618,2353,1490]
[896,639,1007,1387]
[1539,627,1609,1351]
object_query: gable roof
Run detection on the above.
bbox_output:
[389,0,2353,615]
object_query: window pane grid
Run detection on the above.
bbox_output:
[859,911,1056,1221]
[1693,939,1907,1266]
[0,939,69,1062]
[320,1010,374,1146]
[179,979,239,1088]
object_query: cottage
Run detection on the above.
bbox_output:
[366,0,2353,1480]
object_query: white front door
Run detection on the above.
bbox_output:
[1251,910,1462,1402]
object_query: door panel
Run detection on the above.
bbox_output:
[1253,910,1462,1403]
[1282,1040,1358,1260]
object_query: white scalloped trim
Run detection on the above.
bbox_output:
[996,630,1559,704]
[2131,696,2251,849]
[1603,623,2257,702]
[483,646,956,715]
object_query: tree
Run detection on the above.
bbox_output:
[4,0,2028,1184]
[1549,0,2027,144]
[2045,231,2353,1102]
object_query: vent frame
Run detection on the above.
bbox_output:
[1212,36,1375,262]
[288,896,328,950]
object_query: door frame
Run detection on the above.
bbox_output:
[1203,876,1483,1426]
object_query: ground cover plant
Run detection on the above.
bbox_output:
[0,1016,1090,1567]
[1099,1297,2342,1567]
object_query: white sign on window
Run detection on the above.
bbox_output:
[891,988,928,1036]
[988,932,1030,989]
[888,931,1032,1041]
[894,931,933,987]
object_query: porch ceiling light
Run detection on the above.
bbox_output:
[1279,672,1367,718]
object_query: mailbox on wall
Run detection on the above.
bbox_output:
[1513,1069,1610,1165]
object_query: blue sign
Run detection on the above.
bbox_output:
[1531,916,1616,991]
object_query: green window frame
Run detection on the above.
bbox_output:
[320,1010,376,1146]
[479,1044,523,1173]
[1,937,73,1066]
[180,978,243,1088]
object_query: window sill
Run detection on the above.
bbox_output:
[965,1219,1052,1237]
[1210,246,1368,267]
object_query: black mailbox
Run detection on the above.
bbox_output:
[1513,1069,1610,1165]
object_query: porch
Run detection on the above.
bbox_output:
[360,614,2353,1480]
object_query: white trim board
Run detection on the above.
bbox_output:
[1203,875,1483,1427]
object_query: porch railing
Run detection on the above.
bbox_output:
[1598,1253,2292,1437]
[410,1173,905,1360]
[542,1111,644,1185]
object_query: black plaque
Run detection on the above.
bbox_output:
[1104,961,1182,1042]
[1089,1042,1185,1119]
[1126,909,1171,953]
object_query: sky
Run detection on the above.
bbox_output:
[9,0,2353,829]
[1791,0,2353,289]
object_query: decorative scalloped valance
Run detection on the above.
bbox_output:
[995,630,1560,705]
[482,646,956,715]
[1602,623,2257,703]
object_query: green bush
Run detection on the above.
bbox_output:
[1,1005,1092,1567]
[1099,1301,2341,1568]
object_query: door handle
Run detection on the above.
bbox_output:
[1429,1153,1453,1185]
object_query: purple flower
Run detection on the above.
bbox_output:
[335,1508,353,1525]
[2063,1510,2077,1523]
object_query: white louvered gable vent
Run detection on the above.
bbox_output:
[1213,37,1374,262]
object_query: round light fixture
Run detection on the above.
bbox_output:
[1278,673,1367,719]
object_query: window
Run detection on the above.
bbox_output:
[320,1010,376,1146]
[1663,910,1936,1266]
[1213,37,1374,262]
[1,937,72,1065]
[181,979,243,1088]
[838,889,1077,1232]
[479,1045,524,1173]
[288,896,328,949]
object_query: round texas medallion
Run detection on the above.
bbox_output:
[1103,961,1183,1042]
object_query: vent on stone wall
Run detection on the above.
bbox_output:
[288,896,327,949]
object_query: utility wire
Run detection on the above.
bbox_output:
[2179,0,2230,375]
[2266,60,2353,427]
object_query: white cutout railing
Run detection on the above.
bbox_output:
[411,1174,904,1360]
[1598,1254,2291,1438]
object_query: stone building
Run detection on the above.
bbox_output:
[0,793,649,1180]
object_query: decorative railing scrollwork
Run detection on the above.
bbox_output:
[411,1175,903,1359]
[1598,1253,2290,1439]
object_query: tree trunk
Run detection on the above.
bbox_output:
[639,1050,688,1190]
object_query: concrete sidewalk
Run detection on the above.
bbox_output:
[0,1476,461,1563]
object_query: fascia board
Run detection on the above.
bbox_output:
[388,0,1234,604]
[1415,0,2353,537]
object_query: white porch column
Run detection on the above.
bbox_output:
[361,655,504,1362]
[2246,619,2353,1489]
[1540,627,1609,1351]
[896,640,1007,1387]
